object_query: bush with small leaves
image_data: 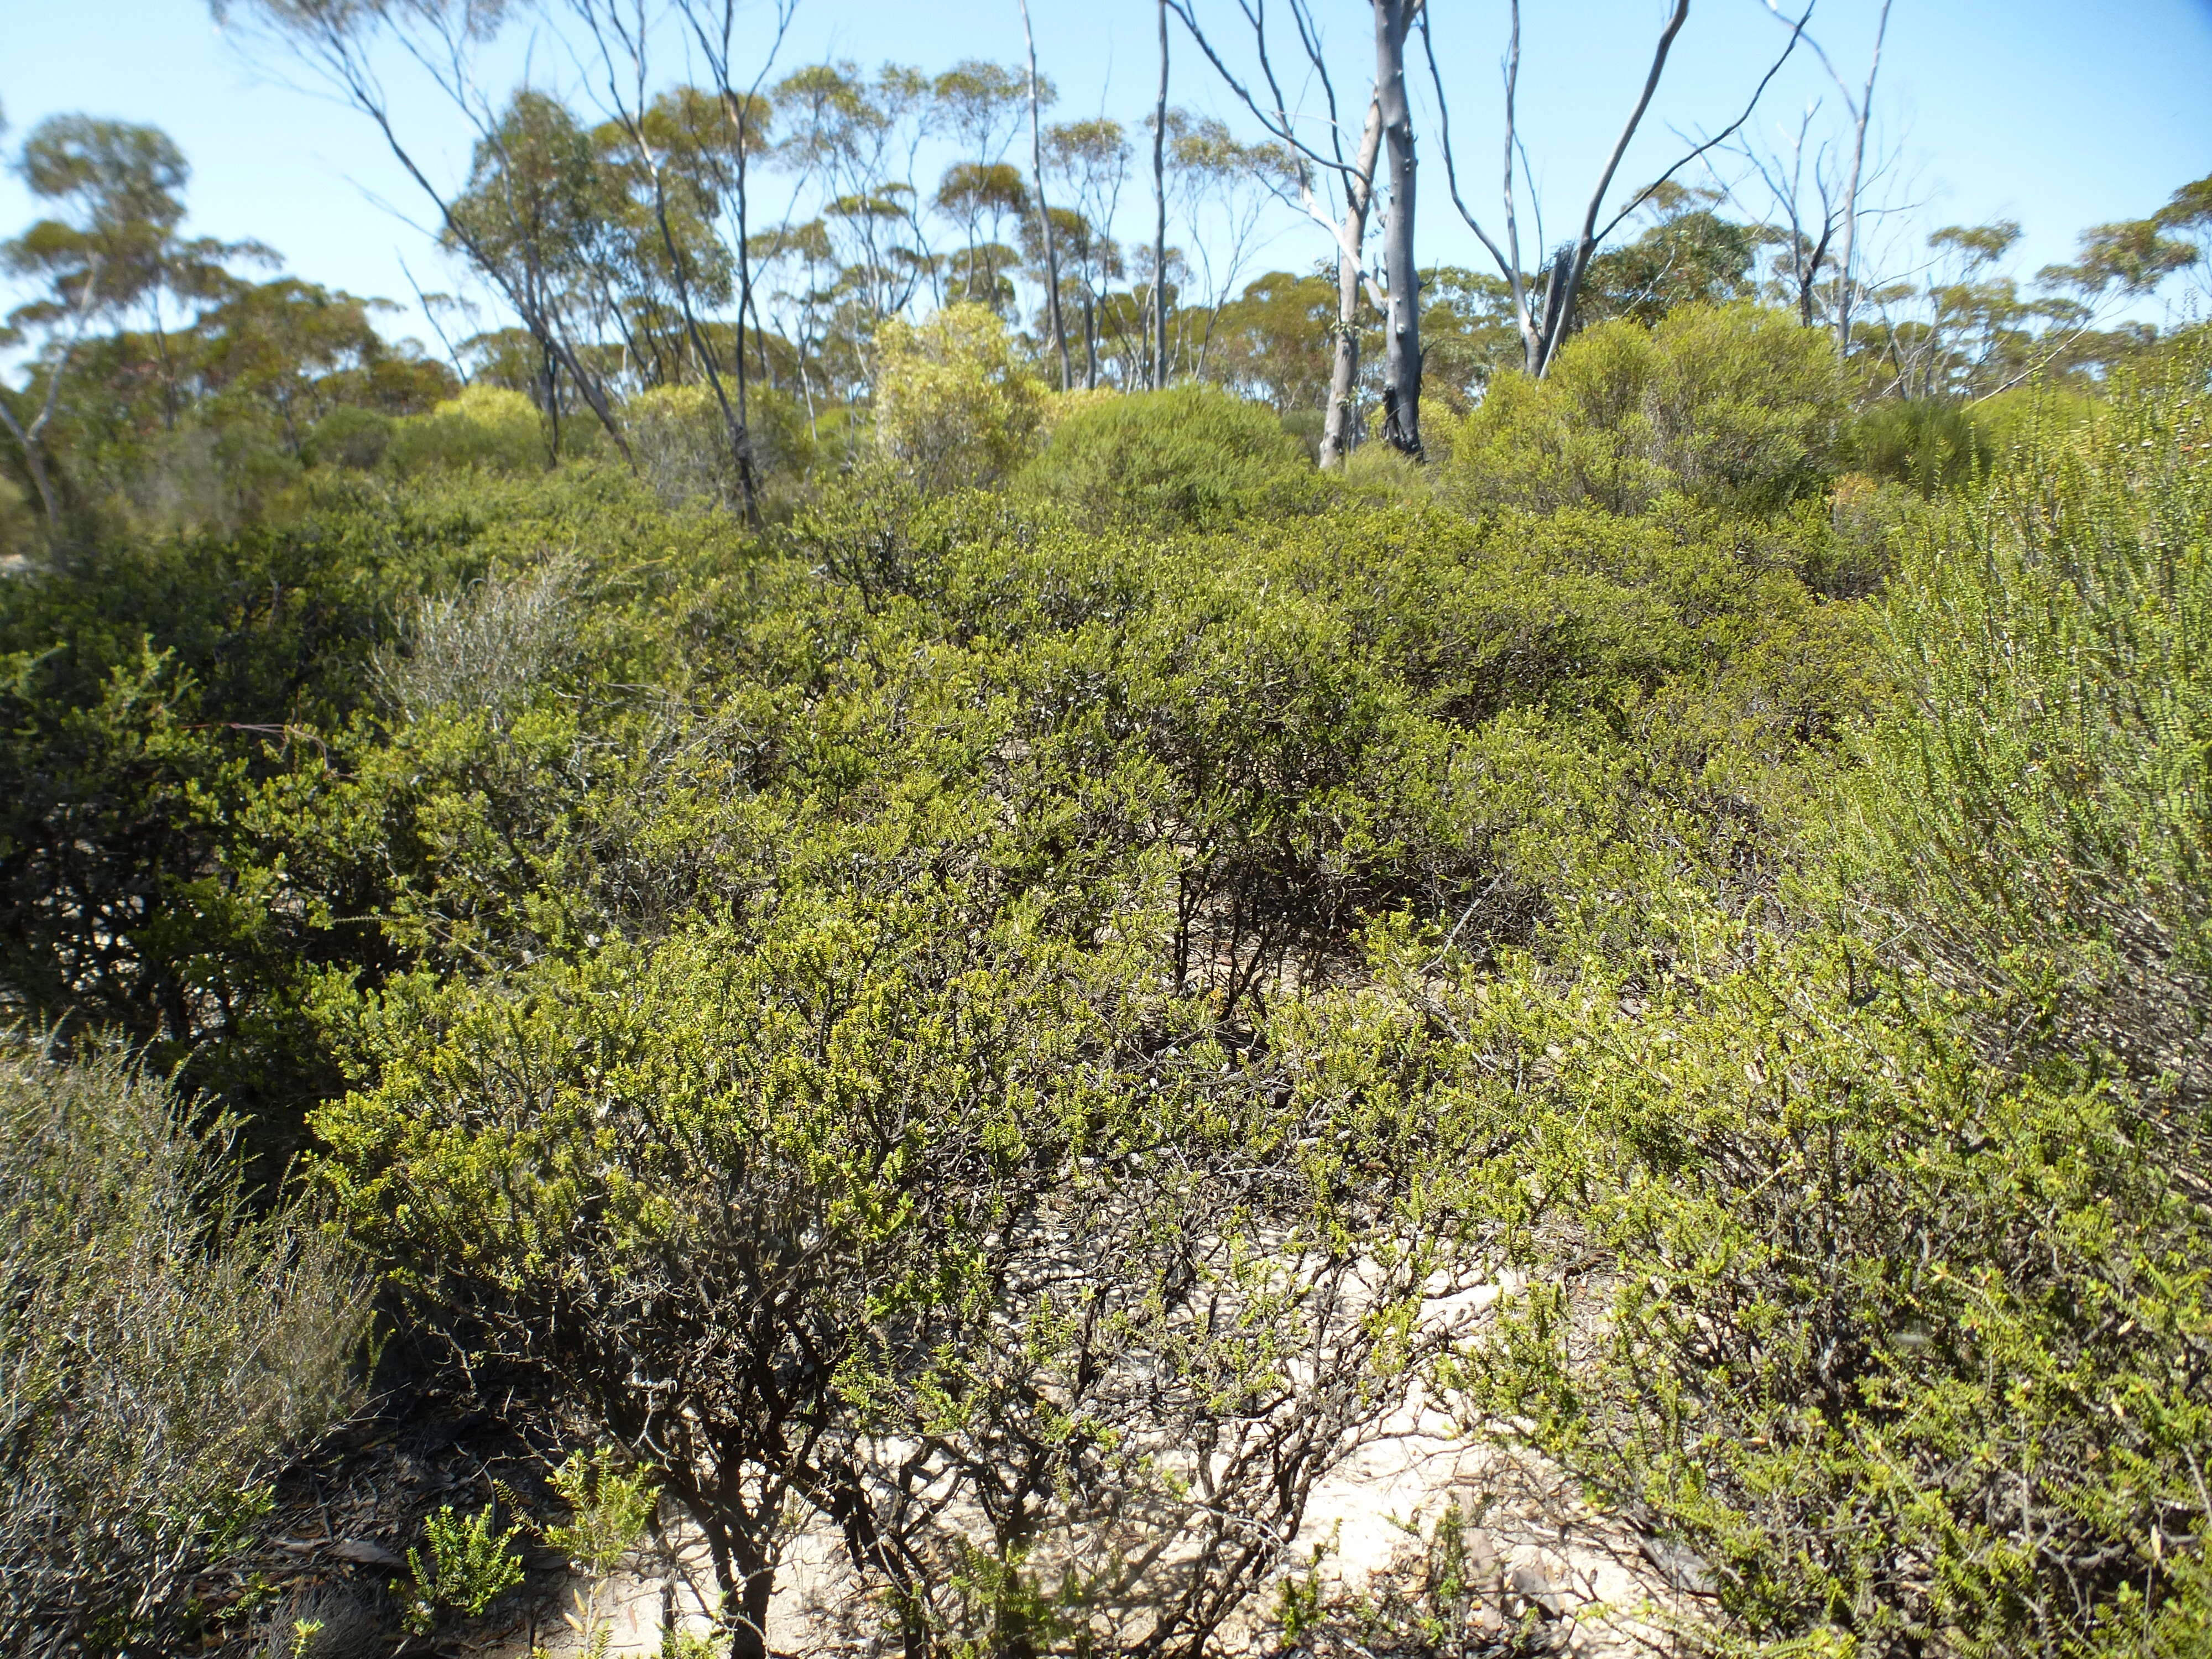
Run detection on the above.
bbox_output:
[1014,383,1319,530]
[1441,304,1847,517]
[874,304,1047,489]
[0,1037,370,1659]
[400,1503,527,1636]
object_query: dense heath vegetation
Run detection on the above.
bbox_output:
[2,60,2209,1659]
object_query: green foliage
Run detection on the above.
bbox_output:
[874,302,1046,488]
[1846,398,1994,495]
[1442,303,1848,516]
[1443,929,2205,1656]
[0,1036,369,1659]
[387,385,548,475]
[9,184,2204,1659]
[1275,1506,1550,1659]
[400,1503,526,1635]
[1448,338,2212,1659]
[1015,383,1317,530]
[1577,194,1762,329]
[1848,341,2212,1093]
[544,1448,658,1575]
[305,403,394,471]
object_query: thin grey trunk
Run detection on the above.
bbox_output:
[641,142,761,522]
[1532,0,1690,374]
[729,87,764,520]
[0,257,102,537]
[1019,0,1072,390]
[1374,0,1420,456]
[1321,98,1384,467]
[0,403,62,533]
[1833,0,1893,356]
[1154,0,1171,390]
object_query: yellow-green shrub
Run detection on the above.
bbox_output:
[387,385,546,476]
[873,303,1045,488]
[1442,302,1848,515]
[1014,383,1317,531]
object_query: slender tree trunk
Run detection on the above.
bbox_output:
[1373,0,1421,456]
[1019,0,1072,390]
[1084,292,1098,388]
[0,405,62,534]
[641,139,761,524]
[1321,99,1384,467]
[1154,0,1171,390]
[731,91,764,520]
[0,258,102,539]
[715,1531,776,1659]
[540,337,562,468]
[1834,0,1893,357]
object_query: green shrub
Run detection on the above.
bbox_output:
[1448,928,2211,1659]
[624,382,815,510]
[386,385,546,476]
[1848,341,2211,1095]
[304,404,394,472]
[0,472,35,561]
[1847,398,1994,495]
[399,1503,525,1635]
[1015,383,1317,530]
[0,1037,369,1658]
[873,303,1046,488]
[1451,336,2212,1659]
[1441,302,1848,516]
[1974,381,2099,459]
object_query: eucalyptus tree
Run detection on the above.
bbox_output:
[669,0,800,519]
[1151,0,1170,389]
[564,0,788,521]
[931,63,1038,319]
[1161,0,1396,459]
[772,62,941,377]
[1421,0,1814,379]
[1044,118,1132,386]
[441,88,630,461]
[1778,0,1895,352]
[935,161,1030,310]
[1015,0,1071,389]
[213,0,638,465]
[1159,113,1295,383]
[2,116,259,529]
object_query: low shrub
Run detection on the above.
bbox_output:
[1442,303,1847,516]
[1452,340,2212,1659]
[386,385,546,476]
[1015,383,1318,530]
[874,303,1046,488]
[304,404,394,472]
[0,1037,369,1658]
[1846,398,1994,495]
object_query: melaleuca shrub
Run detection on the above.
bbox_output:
[1448,333,2212,1658]
[1439,303,1846,517]
[1014,383,1318,531]
[1846,338,2212,1098]
[1446,929,2211,1659]
[873,303,1047,489]
[386,386,547,476]
[1846,398,1995,496]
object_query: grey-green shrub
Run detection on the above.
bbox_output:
[1454,336,2212,1659]
[1849,337,2211,1095]
[0,1038,370,1659]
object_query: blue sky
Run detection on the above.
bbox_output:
[3,0,2209,348]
